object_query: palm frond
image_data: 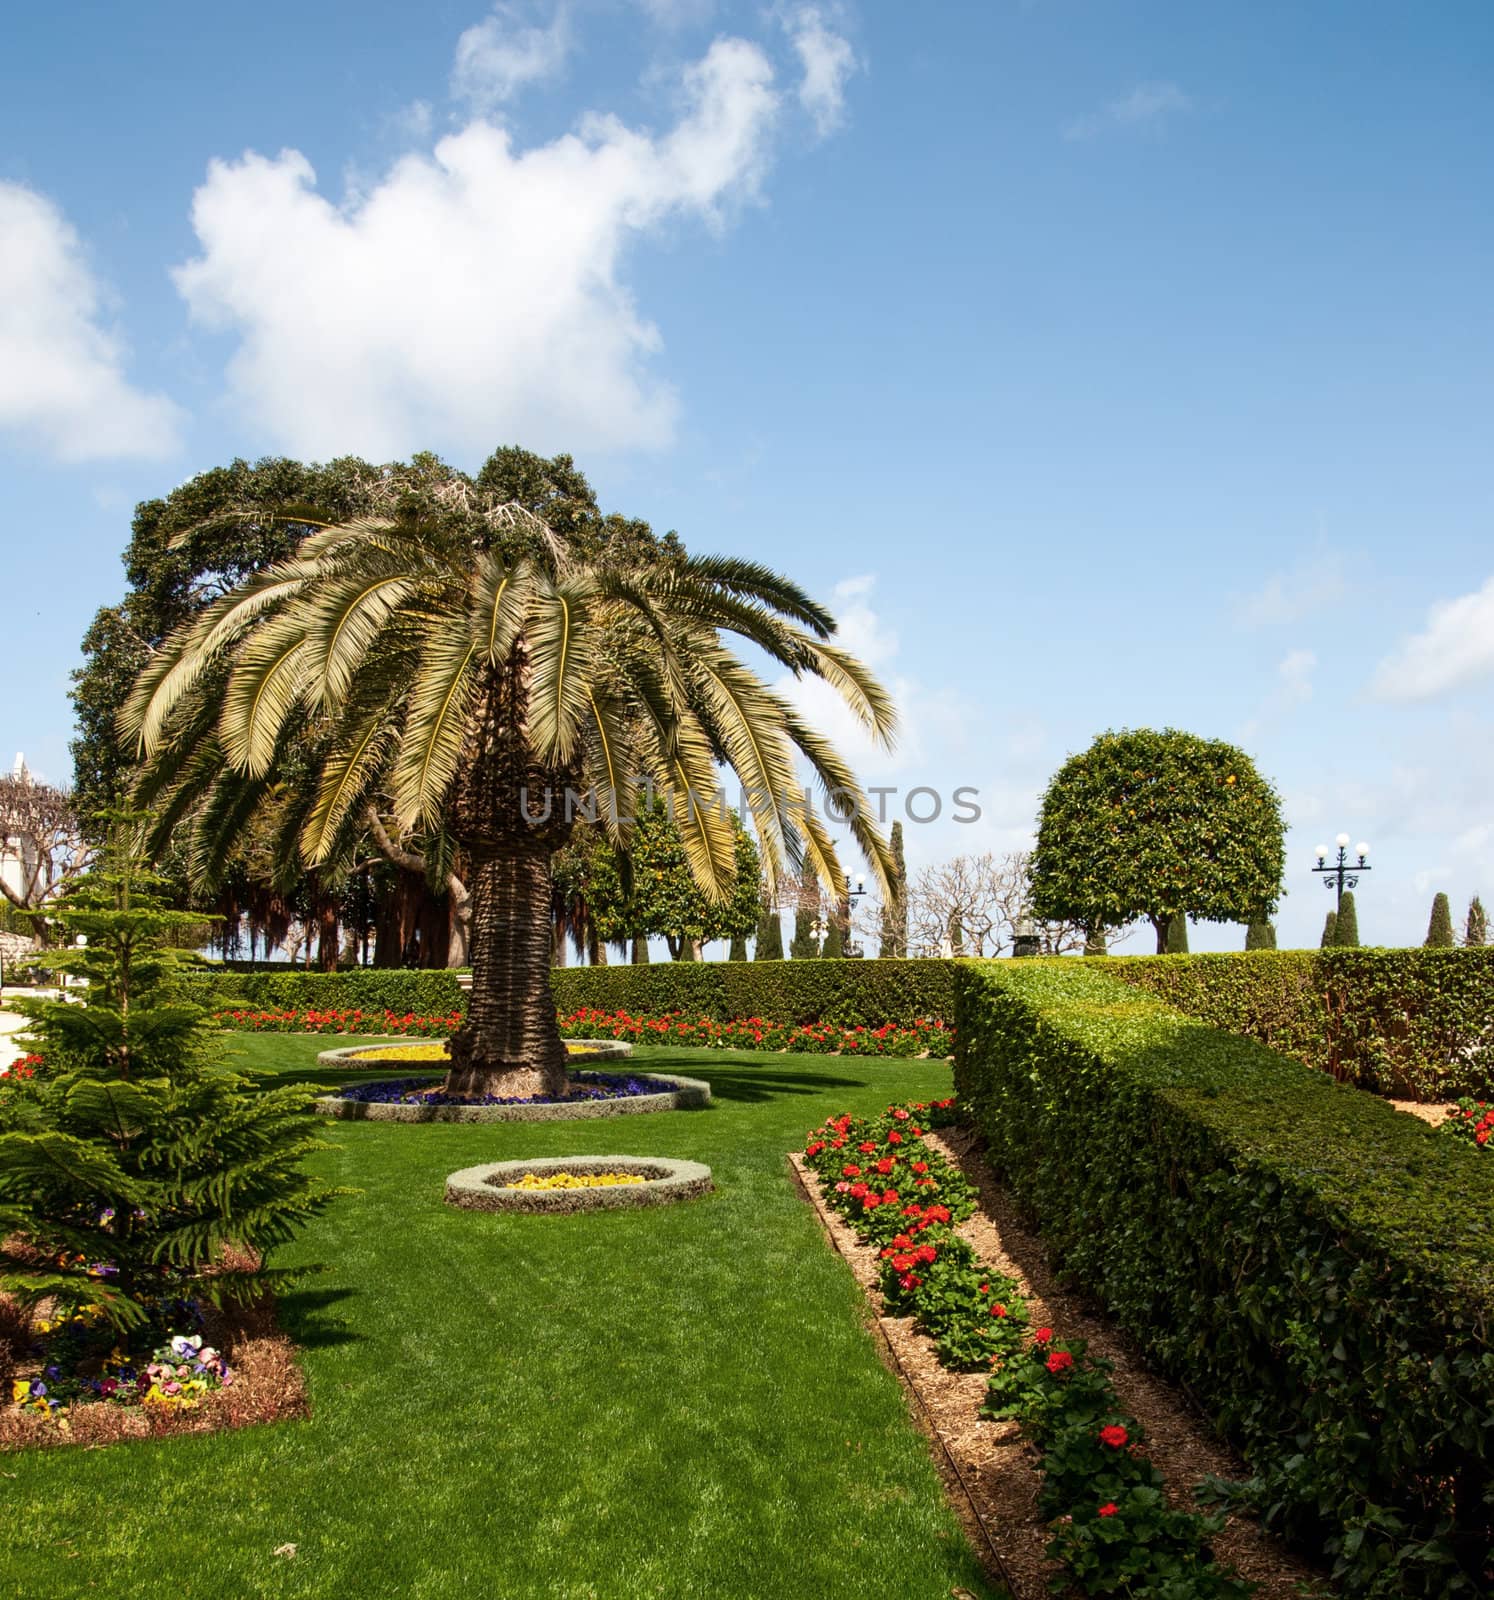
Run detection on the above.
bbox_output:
[391,625,480,829]
[525,576,596,765]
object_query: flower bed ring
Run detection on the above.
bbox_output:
[315,1038,633,1070]
[444,1155,712,1214]
[312,1066,711,1123]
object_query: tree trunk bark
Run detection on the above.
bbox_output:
[1151,915,1168,954]
[631,936,649,964]
[444,836,569,1099]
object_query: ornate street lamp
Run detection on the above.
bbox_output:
[1312,833,1370,913]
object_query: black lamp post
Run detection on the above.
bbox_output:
[1312,832,1370,912]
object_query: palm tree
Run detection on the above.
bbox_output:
[122,489,896,1097]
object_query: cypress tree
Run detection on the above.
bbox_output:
[728,933,748,962]
[1335,891,1360,948]
[1425,892,1455,948]
[1466,895,1489,948]
[1320,909,1338,947]
[790,905,817,960]
[1165,912,1189,954]
[880,821,907,958]
[754,897,784,961]
[0,825,336,1332]
[1245,920,1277,951]
[822,918,845,959]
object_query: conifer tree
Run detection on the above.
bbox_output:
[1320,909,1338,947]
[1165,912,1189,953]
[1335,891,1360,948]
[728,932,748,962]
[790,904,818,960]
[754,894,784,960]
[0,824,338,1331]
[1466,895,1488,948]
[879,821,908,958]
[1245,920,1277,951]
[1425,892,1455,948]
[822,917,845,959]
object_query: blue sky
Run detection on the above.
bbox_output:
[2,0,1492,950]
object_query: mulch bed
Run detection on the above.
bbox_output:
[0,1262,309,1453]
[791,1130,1333,1600]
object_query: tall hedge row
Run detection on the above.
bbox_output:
[1104,947,1494,1099]
[952,959,1494,1597]
[187,959,954,1029]
[550,958,954,1026]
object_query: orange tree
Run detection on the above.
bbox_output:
[1030,728,1285,954]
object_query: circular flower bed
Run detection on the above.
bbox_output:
[313,1067,711,1123]
[316,1037,633,1070]
[444,1155,712,1213]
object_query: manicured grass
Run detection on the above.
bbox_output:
[2,1038,1000,1600]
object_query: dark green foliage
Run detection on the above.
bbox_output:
[1320,908,1338,947]
[1244,920,1276,950]
[0,831,338,1331]
[1426,891,1455,948]
[1107,947,1494,1101]
[820,917,844,959]
[1163,912,1188,953]
[790,904,817,960]
[1467,895,1489,948]
[727,933,748,963]
[1081,925,1107,958]
[754,895,784,960]
[1335,889,1360,947]
[952,959,1494,1598]
[554,958,953,1028]
[1030,728,1286,954]
[879,821,908,958]
[181,966,465,1016]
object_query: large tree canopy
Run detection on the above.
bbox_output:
[1029,728,1285,954]
[121,460,896,1095]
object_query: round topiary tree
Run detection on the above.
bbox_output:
[1030,729,1286,955]
[1425,892,1455,948]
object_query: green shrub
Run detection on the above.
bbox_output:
[1466,895,1488,948]
[1320,909,1337,947]
[1105,947,1494,1099]
[952,958,1494,1597]
[1427,892,1456,948]
[180,967,465,1017]
[1243,920,1275,950]
[1336,889,1360,947]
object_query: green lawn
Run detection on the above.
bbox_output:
[2,1038,1000,1600]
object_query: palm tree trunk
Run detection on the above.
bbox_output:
[445,836,569,1099]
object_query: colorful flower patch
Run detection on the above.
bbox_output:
[333,1071,677,1107]
[213,1008,461,1036]
[1441,1097,1494,1150]
[799,1101,1248,1599]
[558,1008,952,1057]
[508,1171,646,1190]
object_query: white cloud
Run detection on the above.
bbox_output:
[173,36,780,461]
[1235,547,1346,627]
[452,4,572,109]
[634,0,716,26]
[1370,575,1494,702]
[0,183,182,462]
[1065,81,1192,142]
[780,6,857,137]
[1238,646,1316,744]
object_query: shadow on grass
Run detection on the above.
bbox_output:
[274,1285,363,1350]
[689,1068,863,1103]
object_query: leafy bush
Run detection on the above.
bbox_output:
[180,968,465,1017]
[952,958,1494,1597]
[1106,947,1494,1099]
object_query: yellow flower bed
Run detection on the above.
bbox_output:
[347,1042,594,1062]
[509,1171,646,1190]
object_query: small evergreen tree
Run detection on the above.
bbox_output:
[1245,920,1277,951]
[0,826,339,1332]
[879,821,908,958]
[1320,909,1338,947]
[822,917,845,959]
[1466,895,1489,948]
[790,905,818,960]
[1335,891,1360,948]
[754,893,784,961]
[1165,912,1189,954]
[1425,892,1455,948]
[728,932,748,962]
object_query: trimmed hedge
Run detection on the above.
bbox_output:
[185,959,954,1033]
[180,968,464,1017]
[1105,948,1494,1099]
[952,958,1494,1597]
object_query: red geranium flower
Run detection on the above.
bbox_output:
[1046,1350,1074,1376]
[1099,1425,1129,1449]
[875,1158,894,1175]
[1097,1502,1118,1518]
[1032,1327,1053,1345]
[858,1141,878,1154]
[842,1164,862,1177]
[911,1161,928,1174]
[887,1130,903,1145]
[990,1303,1007,1318]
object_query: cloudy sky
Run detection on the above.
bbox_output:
[2,0,1492,949]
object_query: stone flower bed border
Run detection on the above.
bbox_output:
[312,1052,711,1123]
[316,1037,634,1068]
[444,1155,713,1214]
